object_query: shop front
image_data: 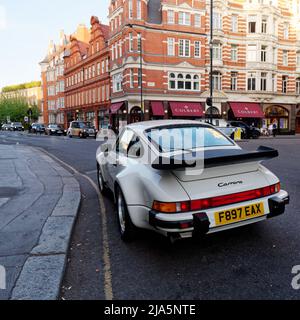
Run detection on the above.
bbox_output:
[130,106,144,123]
[228,102,265,127]
[264,106,290,134]
[110,102,128,133]
[168,102,205,119]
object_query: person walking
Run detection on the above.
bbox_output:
[272,122,278,138]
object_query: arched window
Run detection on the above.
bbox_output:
[168,73,201,91]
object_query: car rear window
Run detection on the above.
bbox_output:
[146,125,234,153]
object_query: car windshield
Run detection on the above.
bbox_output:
[146,125,234,153]
[79,122,92,129]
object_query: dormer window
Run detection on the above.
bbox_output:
[179,12,191,26]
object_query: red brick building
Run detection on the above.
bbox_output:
[64,17,110,130]
[108,0,208,131]
[108,0,300,134]
[40,26,90,127]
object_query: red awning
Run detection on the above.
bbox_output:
[229,102,265,119]
[169,102,204,117]
[110,102,124,114]
[151,101,165,116]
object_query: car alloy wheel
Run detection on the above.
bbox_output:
[97,167,108,194]
[116,188,136,242]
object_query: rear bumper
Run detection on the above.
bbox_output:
[149,190,289,237]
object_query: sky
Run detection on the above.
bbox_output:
[0,0,110,89]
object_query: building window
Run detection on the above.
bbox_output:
[282,50,288,66]
[129,33,133,52]
[231,44,238,61]
[97,63,101,76]
[248,16,257,33]
[168,73,200,91]
[113,73,123,92]
[194,41,201,58]
[213,43,222,60]
[167,10,175,24]
[231,15,238,32]
[138,68,142,88]
[272,74,277,92]
[261,45,267,62]
[231,72,238,91]
[167,38,175,56]
[247,44,257,61]
[119,41,122,57]
[282,76,288,93]
[212,72,222,90]
[261,17,267,33]
[260,72,267,91]
[129,0,133,19]
[130,69,134,88]
[296,78,300,94]
[213,13,222,30]
[247,72,256,91]
[179,39,190,57]
[283,23,289,40]
[179,12,191,26]
[195,14,201,27]
[137,33,142,52]
[137,0,142,20]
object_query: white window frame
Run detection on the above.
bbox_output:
[167,38,175,56]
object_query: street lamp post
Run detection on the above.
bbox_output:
[139,34,144,121]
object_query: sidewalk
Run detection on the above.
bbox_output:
[0,144,81,300]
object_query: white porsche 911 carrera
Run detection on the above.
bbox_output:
[96,120,289,242]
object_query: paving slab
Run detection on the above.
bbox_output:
[0,144,81,300]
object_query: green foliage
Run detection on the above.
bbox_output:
[0,96,40,124]
[2,81,41,93]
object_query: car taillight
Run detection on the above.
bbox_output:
[152,183,280,214]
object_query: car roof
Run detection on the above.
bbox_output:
[126,120,213,135]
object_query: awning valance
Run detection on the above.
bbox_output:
[151,101,165,116]
[110,102,124,114]
[229,102,264,119]
[169,102,204,117]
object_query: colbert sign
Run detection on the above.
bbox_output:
[230,103,265,119]
[170,102,204,117]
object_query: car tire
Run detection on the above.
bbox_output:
[116,187,137,242]
[97,165,109,195]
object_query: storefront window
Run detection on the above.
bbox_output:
[98,111,109,130]
[265,106,289,131]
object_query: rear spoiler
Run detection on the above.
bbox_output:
[152,146,279,170]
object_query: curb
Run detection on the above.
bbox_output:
[10,149,81,300]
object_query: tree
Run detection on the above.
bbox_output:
[0,96,40,124]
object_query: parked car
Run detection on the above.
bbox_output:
[31,123,46,134]
[1,123,11,131]
[96,120,289,242]
[199,118,237,139]
[228,121,261,139]
[67,121,97,139]
[45,124,64,136]
[10,122,24,131]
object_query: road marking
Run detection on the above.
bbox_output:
[35,147,114,301]
[85,170,98,175]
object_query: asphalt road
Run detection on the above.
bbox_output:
[1,131,300,300]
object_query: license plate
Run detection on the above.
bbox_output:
[214,202,265,227]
